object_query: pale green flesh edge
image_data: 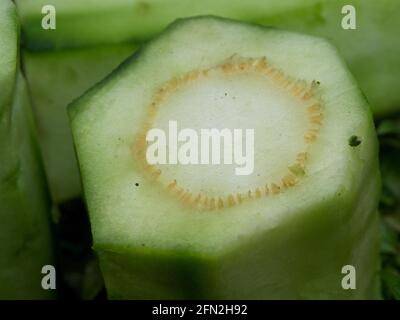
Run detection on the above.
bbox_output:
[16,0,400,117]
[68,17,381,299]
[22,45,137,203]
[0,1,54,299]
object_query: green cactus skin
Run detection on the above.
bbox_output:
[22,45,137,203]
[0,1,55,299]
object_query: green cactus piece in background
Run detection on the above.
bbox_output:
[0,0,55,299]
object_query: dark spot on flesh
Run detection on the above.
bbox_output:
[349,135,362,147]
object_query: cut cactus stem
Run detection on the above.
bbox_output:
[68,17,381,299]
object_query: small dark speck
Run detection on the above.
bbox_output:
[135,183,139,187]
[349,135,362,147]
[136,2,151,15]
[224,92,227,96]
[141,243,145,247]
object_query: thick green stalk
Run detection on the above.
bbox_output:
[0,0,55,299]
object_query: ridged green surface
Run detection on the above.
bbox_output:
[69,17,381,299]
[0,0,54,299]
